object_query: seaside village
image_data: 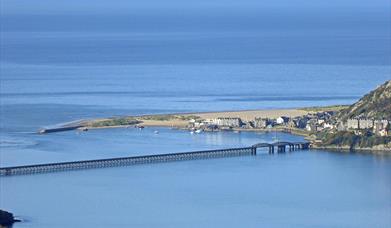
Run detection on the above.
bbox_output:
[187,111,390,137]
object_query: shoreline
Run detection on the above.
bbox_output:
[39,107,321,138]
[38,105,390,153]
[81,107,324,129]
[311,146,391,154]
[41,106,344,136]
[81,105,349,128]
[79,107,333,138]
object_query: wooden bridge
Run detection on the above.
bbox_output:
[0,142,310,176]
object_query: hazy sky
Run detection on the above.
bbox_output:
[2,0,390,15]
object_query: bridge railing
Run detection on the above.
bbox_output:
[0,147,256,176]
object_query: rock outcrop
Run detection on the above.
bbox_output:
[0,210,20,227]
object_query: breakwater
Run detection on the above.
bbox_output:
[38,125,82,134]
[38,120,86,134]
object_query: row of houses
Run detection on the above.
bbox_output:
[188,114,390,137]
[253,116,291,128]
[189,117,242,131]
[287,111,336,132]
[347,118,388,130]
[345,118,389,136]
[189,112,335,132]
[212,117,243,128]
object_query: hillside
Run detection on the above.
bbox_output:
[338,80,391,121]
[315,80,391,152]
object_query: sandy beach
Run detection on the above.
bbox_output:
[83,108,317,130]
[193,109,309,121]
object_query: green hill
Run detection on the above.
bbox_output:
[338,80,391,121]
[315,80,391,152]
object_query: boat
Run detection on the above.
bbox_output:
[195,129,202,134]
[154,130,159,134]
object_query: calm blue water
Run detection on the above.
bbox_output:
[1,6,391,228]
[2,145,390,228]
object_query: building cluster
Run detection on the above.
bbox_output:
[250,111,338,133]
[189,117,243,131]
[188,112,390,137]
[344,118,390,136]
[212,117,243,128]
[188,111,335,132]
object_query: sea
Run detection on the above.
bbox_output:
[0,7,391,228]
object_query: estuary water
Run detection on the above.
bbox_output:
[1,7,391,228]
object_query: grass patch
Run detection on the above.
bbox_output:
[89,118,141,127]
[139,114,201,121]
[300,105,349,112]
[317,131,391,149]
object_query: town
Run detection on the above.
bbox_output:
[187,112,390,137]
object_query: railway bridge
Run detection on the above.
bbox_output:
[252,141,310,153]
[0,142,310,176]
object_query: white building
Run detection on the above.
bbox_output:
[317,119,325,125]
[213,117,242,128]
[347,119,359,129]
[323,123,334,129]
[378,129,388,137]
[359,119,374,129]
[276,116,289,125]
[306,123,317,132]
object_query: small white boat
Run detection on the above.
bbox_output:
[154,130,159,134]
[195,129,202,134]
[190,131,194,134]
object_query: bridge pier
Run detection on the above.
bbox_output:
[301,143,310,149]
[253,142,309,155]
[277,145,285,153]
[268,146,274,154]
[251,147,257,155]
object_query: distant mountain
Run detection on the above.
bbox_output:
[338,80,391,120]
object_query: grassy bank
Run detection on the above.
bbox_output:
[299,105,349,112]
